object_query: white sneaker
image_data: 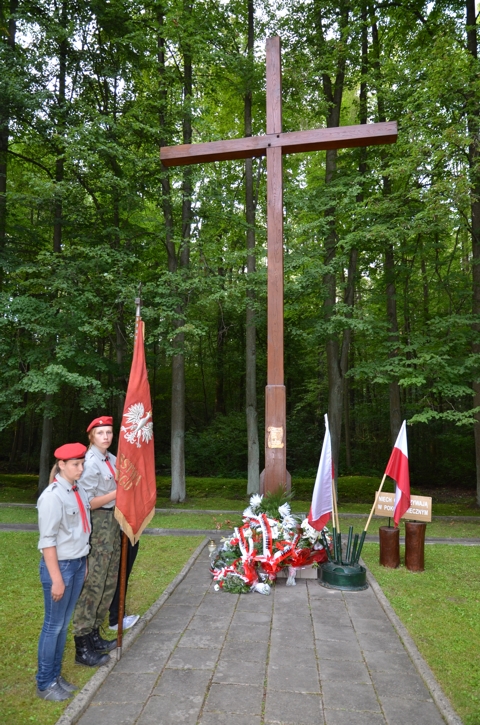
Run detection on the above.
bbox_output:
[109,614,140,631]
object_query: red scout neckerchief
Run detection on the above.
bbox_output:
[104,455,116,479]
[56,478,90,533]
[72,484,91,533]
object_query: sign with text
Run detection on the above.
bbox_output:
[374,492,432,522]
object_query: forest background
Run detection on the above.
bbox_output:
[1,0,480,504]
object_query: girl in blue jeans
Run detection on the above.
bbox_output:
[36,443,91,701]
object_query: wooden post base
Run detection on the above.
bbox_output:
[259,468,291,496]
[379,526,400,568]
[405,522,426,572]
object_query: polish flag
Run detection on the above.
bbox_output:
[385,420,410,527]
[308,414,333,531]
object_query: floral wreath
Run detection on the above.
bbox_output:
[210,493,330,594]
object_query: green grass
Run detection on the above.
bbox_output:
[0,507,38,524]
[4,504,480,538]
[0,508,244,531]
[0,532,204,725]
[339,515,480,539]
[2,506,480,539]
[150,512,243,529]
[154,474,406,504]
[362,544,480,725]
[1,473,479,517]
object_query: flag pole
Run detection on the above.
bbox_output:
[116,531,129,660]
[364,473,387,534]
[332,474,340,533]
[116,290,142,661]
[350,473,387,567]
[331,472,341,563]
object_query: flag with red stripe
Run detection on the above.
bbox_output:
[308,414,333,531]
[385,420,410,527]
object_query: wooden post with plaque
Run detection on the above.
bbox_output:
[160,37,397,494]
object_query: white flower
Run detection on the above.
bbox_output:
[278,502,291,518]
[249,494,263,510]
[214,584,220,591]
[301,518,320,543]
[280,527,294,542]
[243,527,252,538]
[281,514,297,530]
[242,507,254,519]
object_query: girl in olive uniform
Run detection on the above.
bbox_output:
[36,443,91,701]
[72,416,119,665]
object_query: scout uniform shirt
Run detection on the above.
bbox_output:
[37,474,91,560]
[80,446,117,507]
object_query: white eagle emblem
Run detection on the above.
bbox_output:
[121,403,153,448]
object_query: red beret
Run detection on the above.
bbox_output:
[86,416,113,433]
[54,443,87,460]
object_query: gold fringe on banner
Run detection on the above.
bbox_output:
[114,505,156,546]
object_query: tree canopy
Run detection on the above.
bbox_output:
[1,0,479,501]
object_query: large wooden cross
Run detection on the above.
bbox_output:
[161,36,397,494]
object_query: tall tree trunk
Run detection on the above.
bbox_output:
[171,321,186,500]
[116,301,127,421]
[245,0,259,494]
[371,13,402,445]
[0,0,18,279]
[420,241,429,324]
[466,0,480,504]
[39,1,68,485]
[387,264,403,440]
[317,1,354,484]
[215,298,226,415]
[38,394,53,493]
[157,6,186,502]
[385,241,402,443]
[169,2,192,502]
[53,1,66,254]
[344,2,368,470]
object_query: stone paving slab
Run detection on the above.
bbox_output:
[65,546,461,725]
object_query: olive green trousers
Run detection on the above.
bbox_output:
[73,509,120,636]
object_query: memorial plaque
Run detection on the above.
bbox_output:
[267,425,284,449]
[374,492,432,522]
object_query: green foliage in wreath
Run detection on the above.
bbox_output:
[255,488,296,520]
[221,575,251,594]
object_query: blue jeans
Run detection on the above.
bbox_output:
[36,556,86,690]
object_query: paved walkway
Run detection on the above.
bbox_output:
[62,544,459,725]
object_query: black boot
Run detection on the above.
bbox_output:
[74,634,110,667]
[91,627,117,653]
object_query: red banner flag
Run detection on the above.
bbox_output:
[114,317,156,544]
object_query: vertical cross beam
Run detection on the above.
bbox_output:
[263,36,290,494]
[159,35,397,497]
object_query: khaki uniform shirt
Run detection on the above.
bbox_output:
[80,446,117,508]
[37,474,91,560]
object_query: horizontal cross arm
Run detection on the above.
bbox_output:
[160,121,397,167]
